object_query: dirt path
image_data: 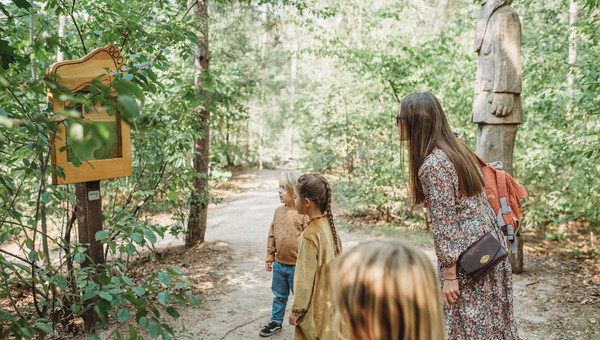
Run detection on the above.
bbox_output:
[165,169,384,339]
[140,169,598,339]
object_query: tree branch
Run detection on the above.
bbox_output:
[59,0,87,54]
[183,0,200,21]
[1,273,26,320]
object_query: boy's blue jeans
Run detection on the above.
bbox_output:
[271,261,295,324]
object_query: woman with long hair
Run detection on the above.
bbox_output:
[396,92,519,339]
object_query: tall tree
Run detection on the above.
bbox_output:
[567,0,578,88]
[435,0,450,35]
[187,0,211,247]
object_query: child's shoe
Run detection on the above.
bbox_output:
[259,321,282,337]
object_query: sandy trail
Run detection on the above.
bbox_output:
[168,169,383,339]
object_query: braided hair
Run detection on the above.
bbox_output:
[297,174,342,255]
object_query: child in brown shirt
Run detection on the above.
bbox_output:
[259,171,307,337]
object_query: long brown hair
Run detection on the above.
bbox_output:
[397,92,484,205]
[331,239,445,340]
[296,173,341,255]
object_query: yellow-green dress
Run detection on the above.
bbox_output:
[292,216,342,340]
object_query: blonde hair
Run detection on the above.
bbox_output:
[296,173,341,255]
[279,171,302,197]
[331,239,444,340]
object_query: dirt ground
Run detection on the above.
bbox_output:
[91,168,599,339]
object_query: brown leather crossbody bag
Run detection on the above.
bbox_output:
[457,197,508,281]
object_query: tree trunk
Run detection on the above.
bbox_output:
[567,0,578,88]
[58,15,66,62]
[289,39,297,156]
[186,0,210,248]
[435,0,450,36]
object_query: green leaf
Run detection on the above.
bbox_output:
[157,291,170,306]
[165,306,180,319]
[143,229,157,243]
[41,192,53,204]
[121,276,133,285]
[90,334,101,340]
[25,238,34,249]
[117,95,141,120]
[125,243,136,255]
[149,305,160,317]
[97,299,111,314]
[128,326,138,339]
[158,272,170,285]
[137,316,149,330]
[56,277,68,291]
[0,309,15,321]
[132,287,145,296]
[74,253,85,264]
[95,230,108,241]
[67,192,76,205]
[117,308,130,323]
[148,321,161,338]
[71,304,81,314]
[98,291,112,301]
[34,321,53,335]
[123,74,133,81]
[28,250,38,262]
[13,0,32,9]
[18,327,33,338]
[98,274,111,285]
[0,38,16,70]
[131,233,144,243]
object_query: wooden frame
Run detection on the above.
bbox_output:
[47,44,132,185]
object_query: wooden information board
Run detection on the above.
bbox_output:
[47,44,132,185]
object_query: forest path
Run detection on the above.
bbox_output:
[164,168,383,339]
[152,169,593,339]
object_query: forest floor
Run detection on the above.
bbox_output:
[89,168,599,340]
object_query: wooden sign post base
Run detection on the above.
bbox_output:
[75,180,105,330]
[508,234,523,274]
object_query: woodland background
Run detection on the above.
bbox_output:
[0,0,599,338]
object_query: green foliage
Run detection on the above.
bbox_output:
[0,0,204,338]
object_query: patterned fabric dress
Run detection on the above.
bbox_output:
[419,148,519,340]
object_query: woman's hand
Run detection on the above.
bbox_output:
[265,262,273,271]
[442,264,459,308]
[289,313,300,325]
[442,278,460,308]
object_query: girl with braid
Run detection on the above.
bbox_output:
[289,173,342,340]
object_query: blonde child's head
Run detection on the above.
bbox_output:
[279,171,302,198]
[331,239,444,340]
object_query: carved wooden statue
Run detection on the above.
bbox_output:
[472,0,522,177]
[473,0,524,273]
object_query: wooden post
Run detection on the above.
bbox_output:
[75,180,104,330]
[508,234,524,274]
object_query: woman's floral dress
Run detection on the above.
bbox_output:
[419,148,519,340]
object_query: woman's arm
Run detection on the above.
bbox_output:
[419,155,469,268]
